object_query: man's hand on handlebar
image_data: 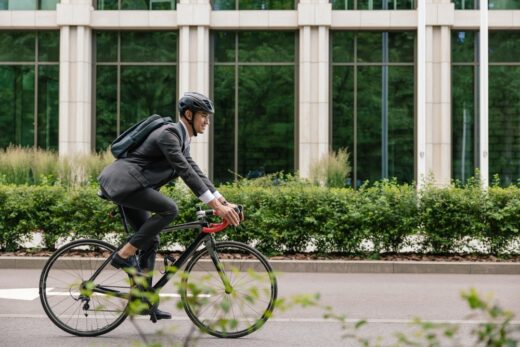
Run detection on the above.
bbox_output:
[208,199,242,226]
[226,202,244,222]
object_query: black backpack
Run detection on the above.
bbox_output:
[110,114,173,159]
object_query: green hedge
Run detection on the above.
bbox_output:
[1,181,520,255]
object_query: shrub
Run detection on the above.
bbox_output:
[1,180,520,255]
[0,146,113,187]
[309,148,351,188]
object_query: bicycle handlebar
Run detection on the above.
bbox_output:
[199,205,243,234]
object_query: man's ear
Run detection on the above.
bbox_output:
[185,110,192,121]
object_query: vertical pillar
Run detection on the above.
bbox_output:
[479,0,489,187]
[177,0,211,174]
[424,0,454,186]
[417,0,426,187]
[57,0,93,155]
[298,0,331,178]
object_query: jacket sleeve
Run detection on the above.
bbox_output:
[185,153,217,193]
[156,128,213,200]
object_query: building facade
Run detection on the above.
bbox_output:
[0,0,519,187]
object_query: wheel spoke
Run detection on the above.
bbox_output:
[40,240,129,336]
[182,241,277,338]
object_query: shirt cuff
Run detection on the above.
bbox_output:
[198,190,216,204]
[214,191,223,200]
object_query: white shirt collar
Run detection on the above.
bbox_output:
[179,119,191,147]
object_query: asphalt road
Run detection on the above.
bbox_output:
[1,269,519,346]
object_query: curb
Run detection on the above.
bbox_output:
[1,256,519,274]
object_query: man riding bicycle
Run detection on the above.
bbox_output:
[97,92,242,320]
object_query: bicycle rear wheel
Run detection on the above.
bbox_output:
[39,239,131,336]
[181,241,277,338]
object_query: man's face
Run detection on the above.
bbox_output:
[193,111,210,134]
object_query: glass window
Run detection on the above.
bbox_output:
[489,66,520,185]
[452,0,476,9]
[213,0,295,10]
[0,31,59,150]
[332,31,415,187]
[0,32,35,62]
[451,31,478,184]
[488,32,520,185]
[121,31,177,62]
[489,0,520,9]
[0,0,59,10]
[96,0,176,10]
[489,31,520,63]
[95,31,177,152]
[332,0,415,10]
[212,31,296,183]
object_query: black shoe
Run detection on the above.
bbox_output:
[140,307,172,320]
[111,253,141,272]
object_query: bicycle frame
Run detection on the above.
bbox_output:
[90,208,232,299]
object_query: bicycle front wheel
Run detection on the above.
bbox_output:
[39,239,131,336]
[181,241,277,338]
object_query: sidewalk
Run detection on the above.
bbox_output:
[1,256,519,274]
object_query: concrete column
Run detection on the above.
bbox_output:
[479,0,489,187]
[417,0,426,187]
[177,0,211,174]
[424,0,454,186]
[298,0,331,178]
[57,0,93,155]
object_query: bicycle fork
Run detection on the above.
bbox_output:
[205,237,234,294]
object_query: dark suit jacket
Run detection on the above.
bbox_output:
[98,122,216,201]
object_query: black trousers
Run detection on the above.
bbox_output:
[116,188,178,274]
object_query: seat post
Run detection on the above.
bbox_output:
[117,205,131,235]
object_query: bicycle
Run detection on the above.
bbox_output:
[39,194,277,338]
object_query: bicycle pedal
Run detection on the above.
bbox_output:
[150,311,157,323]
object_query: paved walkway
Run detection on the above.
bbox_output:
[1,256,519,274]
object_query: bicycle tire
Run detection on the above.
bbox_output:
[39,239,131,336]
[181,241,277,338]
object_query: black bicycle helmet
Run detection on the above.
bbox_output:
[178,92,215,116]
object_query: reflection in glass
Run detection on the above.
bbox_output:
[96,32,118,62]
[212,0,295,10]
[96,0,118,9]
[489,0,520,9]
[121,32,177,62]
[489,31,520,63]
[37,65,59,149]
[0,66,35,148]
[96,0,176,10]
[238,31,294,63]
[95,31,177,151]
[332,0,415,9]
[212,31,296,183]
[452,31,475,63]
[332,66,354,184]
[332,31,415,186]
[214,31,236,63]
[489,66,520,186]
[95,66,117,152]
[357,32,382,63]
[213,0,235,10]
[332,32,354,63]
[238,65,294,178]
[388,67,414,182]
[213,66,235,183]
[120,66,176,129]
[0,32,35,62]
[452,66,475,183]
[357,66,382,183]
[0,0,59,10]
[38,31,60,62]
[452,0,475,8]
